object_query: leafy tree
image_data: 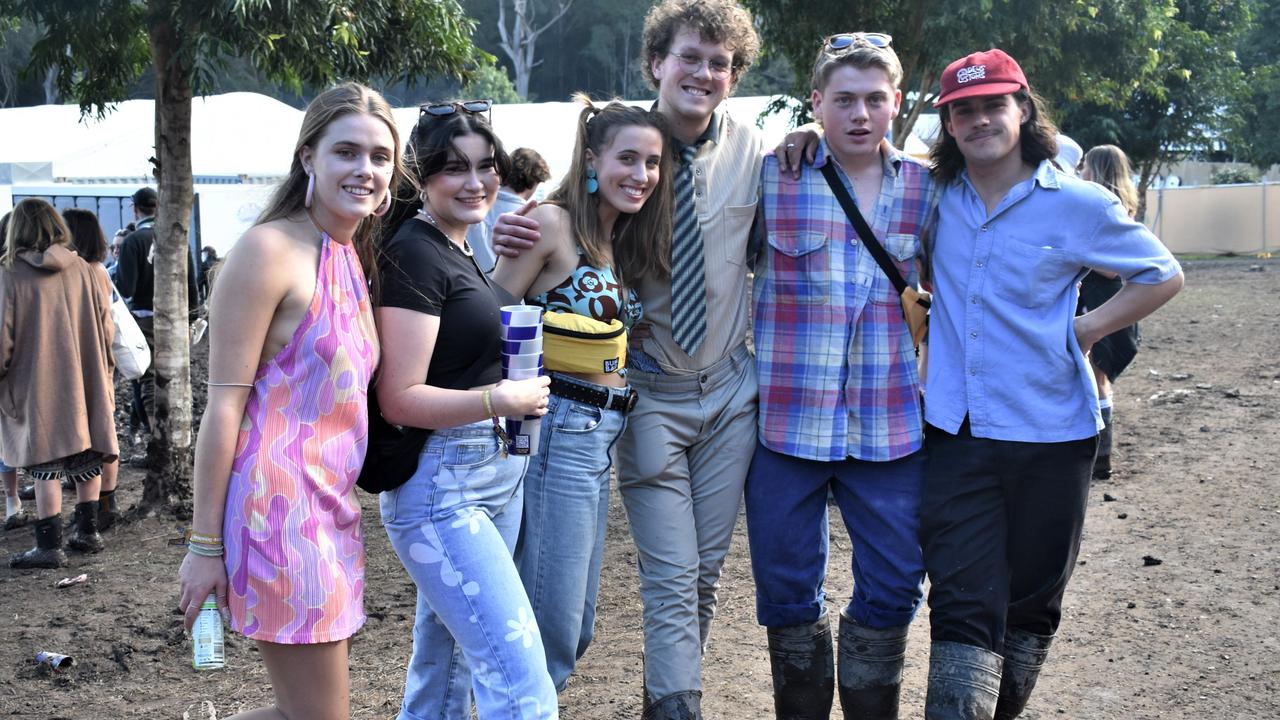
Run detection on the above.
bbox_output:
[464,54,522,104]
[1060,0,1251,218]
[0,0,477,514]
[1229,0,1280,169]
[744,0,1173,147]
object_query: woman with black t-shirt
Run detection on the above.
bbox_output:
[375,104,557,719]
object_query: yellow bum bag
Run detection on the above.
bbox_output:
[542,310,627,375]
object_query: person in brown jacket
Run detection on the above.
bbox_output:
[1,198,118,569]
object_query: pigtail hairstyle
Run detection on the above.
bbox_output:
[546,93,674,284]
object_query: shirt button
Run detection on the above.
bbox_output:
[695,190,703,198]
[971,296,979,304]
[695,168,703,176]
[699,374,709,383]
[976,261,985,268]
[981,225,990,232]
[970,369,977,376]
[969,331,978,339]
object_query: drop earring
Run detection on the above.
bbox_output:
[585,167,598,194]
[373,191,391,217]
[304,172,315,208]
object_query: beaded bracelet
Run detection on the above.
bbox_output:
[187,542,225,558]
[188,532,223,545]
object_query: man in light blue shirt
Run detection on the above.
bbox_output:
[920,49,1183,720]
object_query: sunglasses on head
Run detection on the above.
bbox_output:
[825,33,893,52]
[419,99,493,122]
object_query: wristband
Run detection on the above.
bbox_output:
[482,389,496,418]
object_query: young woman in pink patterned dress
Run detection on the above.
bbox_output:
[178,83,403,720]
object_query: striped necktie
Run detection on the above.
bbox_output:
[671,143,707,355]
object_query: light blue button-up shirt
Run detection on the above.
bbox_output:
[926,161,1181,443]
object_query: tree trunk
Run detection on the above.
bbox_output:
[1137,158,1158,224]
[142,17,195,515]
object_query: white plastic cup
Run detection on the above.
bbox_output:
[501,337,543,355]
[501,352,544,377]
[501,324,541,341]
[500,304,543,327]
[506,415,542,455]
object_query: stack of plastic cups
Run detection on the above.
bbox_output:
[499,305,544,455]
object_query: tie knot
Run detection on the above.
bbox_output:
[681,144,699,165]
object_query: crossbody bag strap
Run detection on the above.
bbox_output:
[819,161,909,296]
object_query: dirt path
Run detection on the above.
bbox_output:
[1,257,1276,719]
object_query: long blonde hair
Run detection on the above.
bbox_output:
[1083,144,1139,219]
[547,93,674,284]
[256,83,407,288]
[4,198,71,267]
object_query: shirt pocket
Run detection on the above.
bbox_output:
[714,202,758,267]
[766,231,829,305]
[991,235,1071,309]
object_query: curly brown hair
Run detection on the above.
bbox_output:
[929,88,1059,185]
[641,0,760,89]
[505,148,552,194]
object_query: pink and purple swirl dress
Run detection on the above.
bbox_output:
[222,234,379,644]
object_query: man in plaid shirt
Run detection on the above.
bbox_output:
[746,33,936,720]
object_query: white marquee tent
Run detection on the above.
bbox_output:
[0,92,937,254]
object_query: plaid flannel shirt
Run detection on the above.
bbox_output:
[753,140,937,462]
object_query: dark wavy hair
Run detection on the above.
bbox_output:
[382,107,512,239]
[62,208,109,264]
[505,148,551,194]
[929,88,1059,184]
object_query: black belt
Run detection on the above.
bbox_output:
[549,376,638,414]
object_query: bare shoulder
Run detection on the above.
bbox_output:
[217,219,317,299]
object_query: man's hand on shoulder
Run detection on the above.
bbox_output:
[492,199,541,258]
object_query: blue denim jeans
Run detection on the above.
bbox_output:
[515,381,627,690]
[745,441,926,630]
[381,420,558,720]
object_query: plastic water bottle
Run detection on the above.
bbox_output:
[191,594,225,670]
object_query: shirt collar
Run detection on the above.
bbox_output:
[663,108,721,156]
[136,216,156,229]
[813,137,902,178]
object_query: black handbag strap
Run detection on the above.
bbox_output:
[820,161,909,296]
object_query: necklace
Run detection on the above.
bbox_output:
[417,208,473,256]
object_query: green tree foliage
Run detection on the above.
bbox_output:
[1060,0,1251,218]
[0,0,477,513]
[464,54,522,103]
[744,0,1172,147]
[1229,0,1280,169]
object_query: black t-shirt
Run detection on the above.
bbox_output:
[379,218,514,390]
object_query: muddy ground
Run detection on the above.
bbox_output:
[1,257,1277,719]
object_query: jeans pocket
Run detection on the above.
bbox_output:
[557,403,604,435]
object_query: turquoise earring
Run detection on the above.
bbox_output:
[585,167,598,194]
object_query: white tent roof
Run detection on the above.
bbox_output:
[0,92,939,252]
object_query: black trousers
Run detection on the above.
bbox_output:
[919,420,1096,654]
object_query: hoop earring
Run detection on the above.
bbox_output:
[585,167,598,194]
[373,191,391,217]
[304,172,315,208]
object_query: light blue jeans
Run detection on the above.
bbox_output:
[381,420,558,720]
[515,382,627,690]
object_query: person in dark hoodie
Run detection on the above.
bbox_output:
[114,186,199,440]
[1,199,118,568]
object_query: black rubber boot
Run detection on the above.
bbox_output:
[766,615,834,720]
[838,614,908,719]
[1092,406,1113,480]
[9,516,67,569]
[98,489,118,532]
[925,641,1003,720]
[642,690,703,720]
[66,501,104,553]
[992,629,1054,720]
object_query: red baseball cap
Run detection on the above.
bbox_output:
[934,49,1028,107]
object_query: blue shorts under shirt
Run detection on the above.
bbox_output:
[926,161,1181,443]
